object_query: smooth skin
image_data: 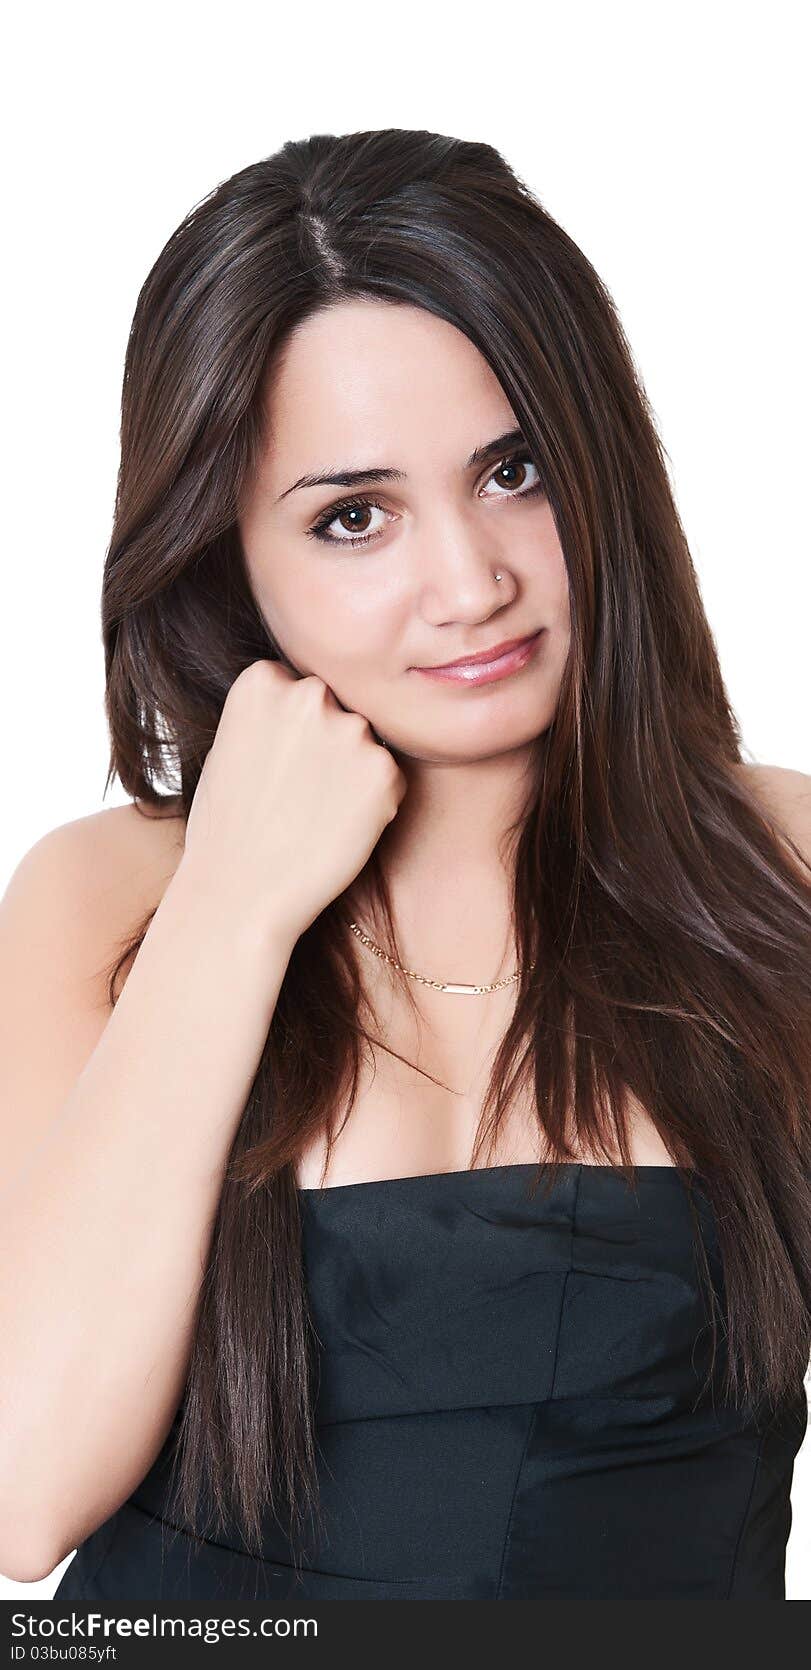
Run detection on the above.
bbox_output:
[238,299,575,1184]
[0,659,404,1582]
[236,298,811,1185]
[0,298,809,1580]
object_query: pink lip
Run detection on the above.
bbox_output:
[412,629,545,685]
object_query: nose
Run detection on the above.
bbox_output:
[414,513,516,624]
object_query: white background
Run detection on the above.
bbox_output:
[1,0,809,1602]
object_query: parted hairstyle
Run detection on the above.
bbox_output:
[100,128,811,1580]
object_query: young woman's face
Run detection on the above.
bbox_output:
[238,298,571,763]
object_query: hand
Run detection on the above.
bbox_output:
[181,660,407,946]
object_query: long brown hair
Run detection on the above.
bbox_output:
[100,128,811,1571]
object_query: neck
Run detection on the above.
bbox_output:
[349,743,536,982]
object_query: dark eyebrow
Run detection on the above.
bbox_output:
[274,427,527,503]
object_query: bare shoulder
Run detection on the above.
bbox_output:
[0,795,187,1028]
[65,796,187,892]
[0,797,188,1180]
[2,795,187,940]
[735,762,811,866]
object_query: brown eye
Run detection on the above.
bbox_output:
[307,497,392,549]
[334,505,374,536]
[481,453,543,499]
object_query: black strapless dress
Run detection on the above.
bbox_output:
[53,1163,809,1602]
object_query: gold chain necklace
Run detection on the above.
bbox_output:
[347,920,521,995]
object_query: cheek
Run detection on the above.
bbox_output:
[265,566,407,672]
[312,569,410,655]
[551,566,572,629]
[517,533,570,616]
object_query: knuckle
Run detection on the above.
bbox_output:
[231,658,278,699]
[297,674,328,703]
[246,658,276,682]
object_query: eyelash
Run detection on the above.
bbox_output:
[304,450,546,550]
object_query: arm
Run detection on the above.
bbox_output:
[0,814,297,1581]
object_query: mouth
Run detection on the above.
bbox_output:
[410,629,545,686]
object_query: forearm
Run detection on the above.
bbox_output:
[0,858,296,1560]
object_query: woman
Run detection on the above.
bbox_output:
[1,128,810,1603]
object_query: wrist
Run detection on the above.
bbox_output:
[165,855,302,967]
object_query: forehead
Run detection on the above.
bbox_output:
[259,299,514,485]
